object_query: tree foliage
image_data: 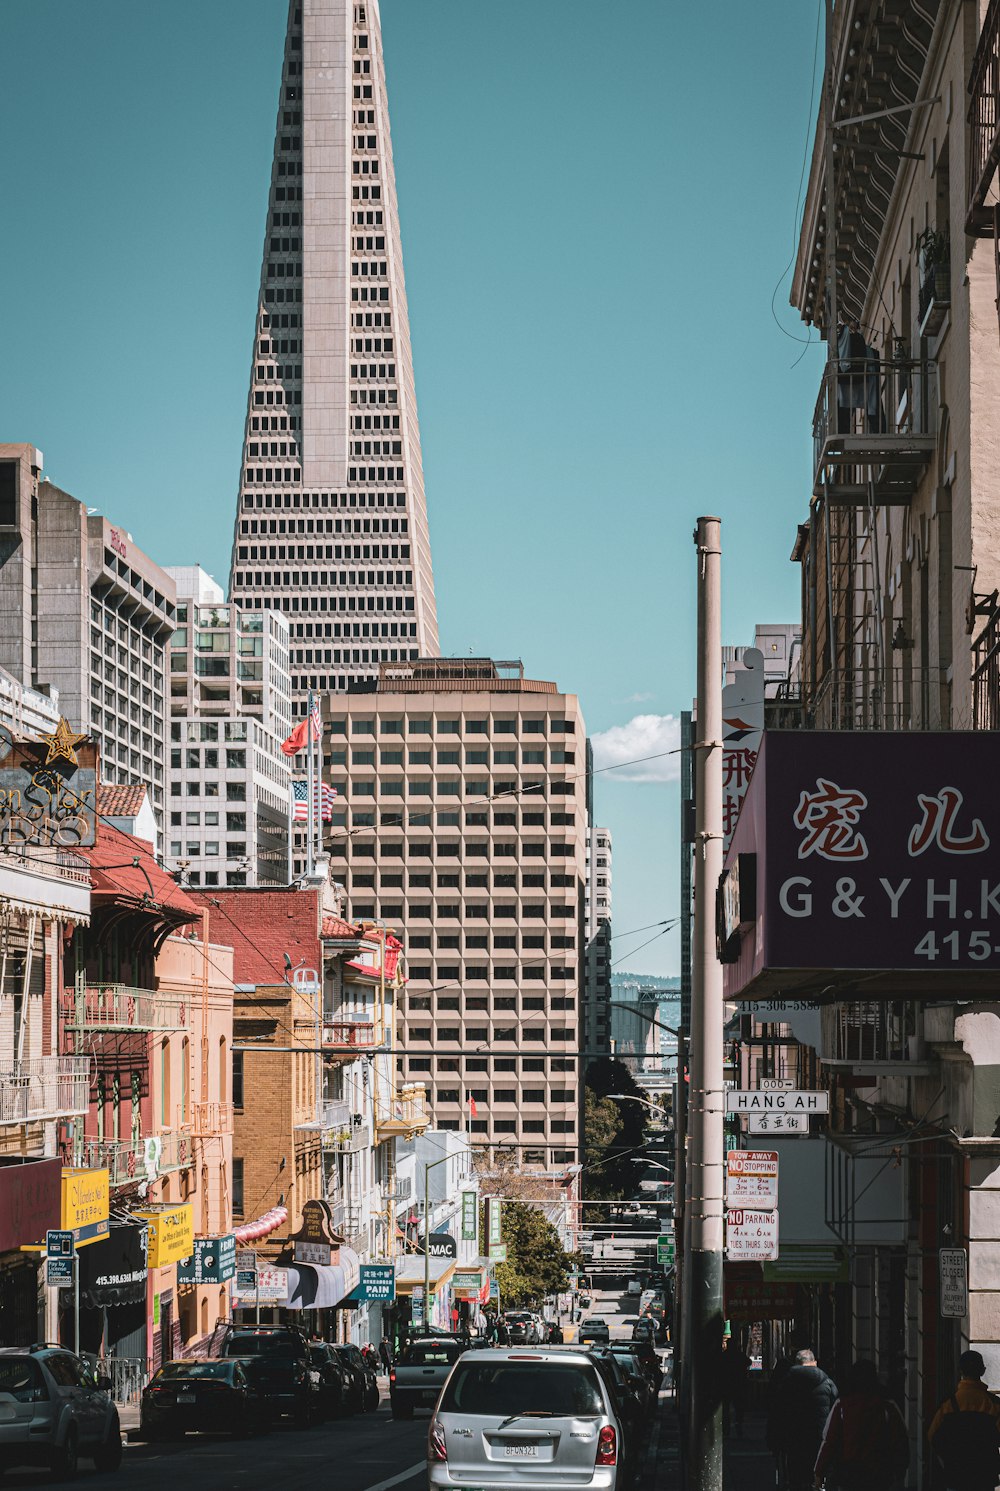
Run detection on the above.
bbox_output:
[490,1200,577,1310]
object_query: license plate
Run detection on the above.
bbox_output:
[422,1389,437,1400]
[177,1392,196,1404]
[504,1445,539,1458]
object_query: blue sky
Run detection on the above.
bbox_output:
[0,2,823,975]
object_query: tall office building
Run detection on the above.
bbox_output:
[583,825,612,1058]
[164,566,292,889]
[0,445,175,839]
[228,0,438,707]
[329,660,588,1170]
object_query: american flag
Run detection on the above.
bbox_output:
[291,780,337,823]
[310,694,322,739]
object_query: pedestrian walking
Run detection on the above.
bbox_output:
[928,1349,1000,1491]
[721,1337,752,1436]
[812,1360,908,1491]
[766,1348,838,1491]
[497,1319,511,1347]
[379,1336,392,1375]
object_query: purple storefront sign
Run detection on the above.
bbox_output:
[0,1158,62,1253]
[722,732,1000,998]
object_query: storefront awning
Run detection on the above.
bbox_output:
[284,1248,361,1310]
[394,1257,456,1295]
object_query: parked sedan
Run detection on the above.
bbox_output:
[309,1343,353,1419]
[0,1347,122,1477]
[140,1360,265,1440]
[330,1344,379,1414]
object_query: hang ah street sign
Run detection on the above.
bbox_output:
[939,1247,968,1318]
[726,1151,779,1209]
[726,1090,830,1114]
[726,1209,779,1262]
[748,1110,808,1135]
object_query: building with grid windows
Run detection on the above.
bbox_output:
[227,0,438,711]
[583,826,612,1057]
[164,566,292,889]
[326,659,587,1170]
[0,445,175,841]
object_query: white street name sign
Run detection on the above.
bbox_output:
[726,1089,829,1114]
[726,1151,778,1209]
[726,1209,779,1262]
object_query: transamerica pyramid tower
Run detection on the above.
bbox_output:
[229,0,438,704]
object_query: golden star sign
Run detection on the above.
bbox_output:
[41,718,88,768]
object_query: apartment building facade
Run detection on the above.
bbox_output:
[718,3,1000,1477]
[227,0,438,711]
[164,566,292,888]
[0,445,176,837]
[326,659,588,1170]
[583,826,612,1058]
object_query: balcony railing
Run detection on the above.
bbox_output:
[0,1056,90,1126]
[820,1003,931,1074]
[376,1084,430,1137]
[812,357,936,502]
[321,1019,378,1052]
[809,665,951,733]
[322,1122,371,1155]
[968,0,1000,235]
[296,1099,352,1134]
[972,597,1000,730]
[73,1132,194,1187]
[63,983,190,1033]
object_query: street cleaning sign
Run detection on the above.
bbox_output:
[726,1209,779,1262]
[725,1151,778,1209]
[726,1090,829,1114]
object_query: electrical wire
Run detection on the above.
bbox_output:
[769,0,824,352]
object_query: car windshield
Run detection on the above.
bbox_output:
[156,1362,233,1380]
[440,1362,603,1417]
[0,1359,45,1402]
[400,1344,462,1366]
[224,1333,299,1358]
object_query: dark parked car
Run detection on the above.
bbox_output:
[604,1345,658,1416]
[330,1343,378,1413]
[0,1346,122,1477]
[218,1324,320,1425]
[503,1311,541,1344]
[309,1343,353,1419]
[616,1340,663,1393]
[140,1359,266,1440]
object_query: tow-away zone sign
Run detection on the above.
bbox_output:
[726,1151,778,1209]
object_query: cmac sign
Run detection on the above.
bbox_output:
[721,732,1000,997]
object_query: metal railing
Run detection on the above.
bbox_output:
[322,1123,371,1154]
[812,355,935,492]
[968,0,1000,233]
[296,1099,352,1133]
[824,1003,919,1067]
[96,1358,150,1407]
[0,1056,91,1125]
[321,1018,378,1050]
[973,599,1000,729]
[376,1086,429,1134]
[810,666,950,732]
[185,1101,235,1136]
[73,1132,194,1187]
[64,982,190,1033]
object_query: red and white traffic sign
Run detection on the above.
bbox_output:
[725,1209,779,1261]
[726,1151,779,1209]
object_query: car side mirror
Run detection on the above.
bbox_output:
[97,1375,112,1392]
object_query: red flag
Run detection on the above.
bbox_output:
[468,1093,478,1118]
[281,719,309,756]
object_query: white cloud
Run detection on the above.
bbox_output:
[625,691,654,704]
[591,713,681,783]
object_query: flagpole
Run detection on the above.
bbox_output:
[314,695,322,873]
[286,781,294,887]
[306,691,315,879]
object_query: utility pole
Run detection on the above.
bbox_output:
[688,516,724,1490]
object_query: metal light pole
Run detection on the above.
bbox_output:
[689,516,724,1490]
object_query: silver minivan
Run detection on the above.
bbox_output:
[428,1348,625,1491]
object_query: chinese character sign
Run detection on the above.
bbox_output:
[722,648,765,854]
[722,732,1000,993]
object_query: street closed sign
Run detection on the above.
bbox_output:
[726,1209,779,1261]
[726,1151,778,1209]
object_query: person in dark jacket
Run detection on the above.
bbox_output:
[813,1360,908,1490]
[767,1348,838,1491]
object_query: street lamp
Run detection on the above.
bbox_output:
[630,1159,672,1173]
[607,1093,672,1119]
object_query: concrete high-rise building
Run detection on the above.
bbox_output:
[164,566,293,889]
[0,445,176,839]
[583,826,612,1058]
[328,659,587,1170]
[228,0,438,709]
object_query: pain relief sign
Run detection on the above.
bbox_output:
[135,1205,194,1268]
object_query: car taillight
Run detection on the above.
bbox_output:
[428,1419,448,1462]
[596,1426,617,1466]
[389,1369,396,1383]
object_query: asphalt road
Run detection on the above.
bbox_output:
[2,1386,430,1491]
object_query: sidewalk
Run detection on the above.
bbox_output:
[647,1395,778,1490]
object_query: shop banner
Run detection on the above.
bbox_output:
[0,1158,61,1252]
[178,1234,236,1284]
[61,1169,109,1247]
[78,1223,148,1307]
[461,1192,477,1242]
[135,1205,194,1267]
